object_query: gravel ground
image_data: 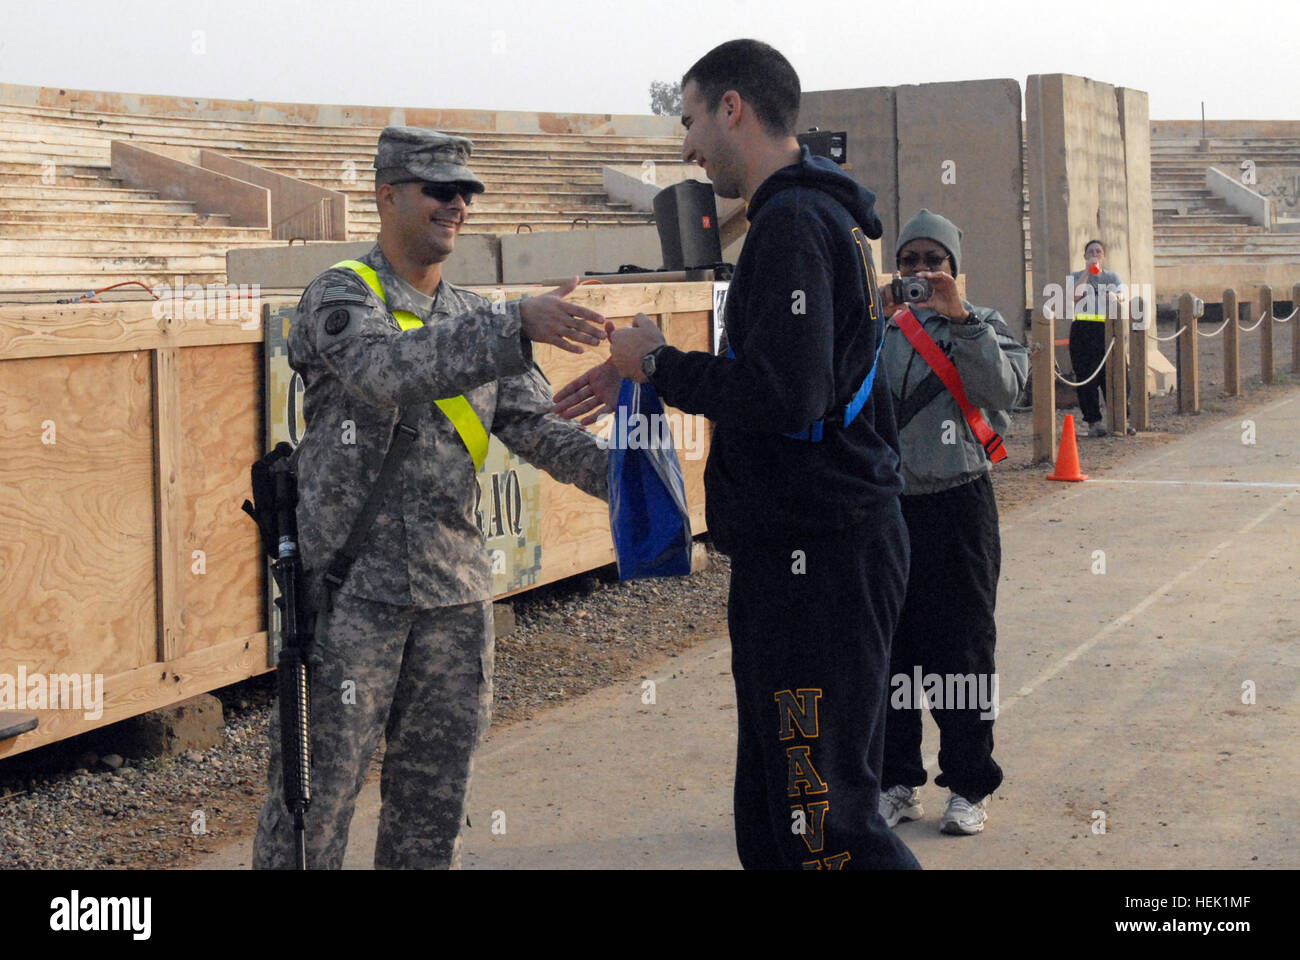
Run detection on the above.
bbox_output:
[2,314,1294,869]
[0,550,732,869]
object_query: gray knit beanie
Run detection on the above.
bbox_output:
[896,208,962,276]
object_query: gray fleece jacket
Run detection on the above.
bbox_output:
[881,300,1029,495]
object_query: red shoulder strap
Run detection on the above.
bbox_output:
[893,307,1006,464]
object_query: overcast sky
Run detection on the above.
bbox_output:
[1,0,1295,121]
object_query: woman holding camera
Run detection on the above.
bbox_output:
[875,209,1029,835]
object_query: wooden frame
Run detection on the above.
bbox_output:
[0,283,713,757]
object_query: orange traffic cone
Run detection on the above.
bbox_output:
[1047,414,1089,482]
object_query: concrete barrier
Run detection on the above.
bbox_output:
[1026,73,1174,393]
[500,226,662,283]
[110,141,269,227]
[1118,88,1166,396]
[801,81,1026,338]
[1207,167,1271,228]
[895,79,1025,339]
[200,150,347,241]
[799,86,900,262]
[602,162,703,212]
[227,235,500,288]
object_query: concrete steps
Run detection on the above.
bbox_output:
[0,184,180,201]
[0,210,234,227]
[0,97,690,292]
[1149,133,1300,281]
[0,237,274,255]
[1154,214,1257,226]
[0,196,205,214]
[0,221,269,241]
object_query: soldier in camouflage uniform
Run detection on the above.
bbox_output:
[253,126,610,869]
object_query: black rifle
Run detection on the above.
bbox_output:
[242,442,312,869]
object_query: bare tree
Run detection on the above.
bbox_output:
[649,80,682,117]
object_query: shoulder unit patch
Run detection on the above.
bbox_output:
[324,308,352,335]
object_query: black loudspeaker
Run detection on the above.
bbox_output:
[797,129,848,165]
[653,180,722,270]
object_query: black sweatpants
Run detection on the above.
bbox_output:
[1068,319,1107,424]
[882,472,1004,803]
[726,501,920,870]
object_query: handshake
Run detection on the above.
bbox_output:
[537,285,668,425]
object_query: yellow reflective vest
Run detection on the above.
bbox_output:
[331,259,490,471]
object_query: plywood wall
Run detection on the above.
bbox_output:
[0,282,716,756]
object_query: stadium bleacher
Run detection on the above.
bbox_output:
[0,98,683,295]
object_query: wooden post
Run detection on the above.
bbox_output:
[1106,300,1127,436]
[1292,282,1300,374]
[1177,292,1199,414]
[1223,288,1240,397]
[151,345,183,663]
[1032,305,1056,462]
[1259,285,1274,385]
[1130,295,1149,430]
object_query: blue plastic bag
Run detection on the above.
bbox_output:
[607,379,693,580]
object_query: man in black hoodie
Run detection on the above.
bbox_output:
[554,39,918,870]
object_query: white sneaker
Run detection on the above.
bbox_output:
[940,792,988,835]
[879,784,924,827]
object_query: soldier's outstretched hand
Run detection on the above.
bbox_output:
[552,335,623,425]
[519,277,607,353]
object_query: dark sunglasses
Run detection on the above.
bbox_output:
[390,179,477,205]
[897,251,950,270]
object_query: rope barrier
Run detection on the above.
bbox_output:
[1195,315,1232,338]
[1053,336,1117,387]
[1273,306,1298,323]
[1153,325,1186,342]
[1238,311,1267,332]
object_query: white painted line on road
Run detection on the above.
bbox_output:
[1091,479,1300,488]
[1003,488,1295,708]
[924,486,1299,775]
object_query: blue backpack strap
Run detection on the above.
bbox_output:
[727,344,824,440]
[727,336,879,442]
[839,333,885,428]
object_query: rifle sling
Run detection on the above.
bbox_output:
[321,410,420,609]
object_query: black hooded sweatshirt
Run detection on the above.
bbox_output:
[651,146,903,556]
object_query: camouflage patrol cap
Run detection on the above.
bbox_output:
[374,126,485,193]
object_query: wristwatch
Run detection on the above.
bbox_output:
[641,345,668,380]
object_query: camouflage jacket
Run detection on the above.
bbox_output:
[288,244,609,609]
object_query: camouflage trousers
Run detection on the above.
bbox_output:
[253,595,493,869]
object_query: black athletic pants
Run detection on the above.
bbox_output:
[726,501,920,870]
[1068,319,1107,424]
[881,472,1004,803]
